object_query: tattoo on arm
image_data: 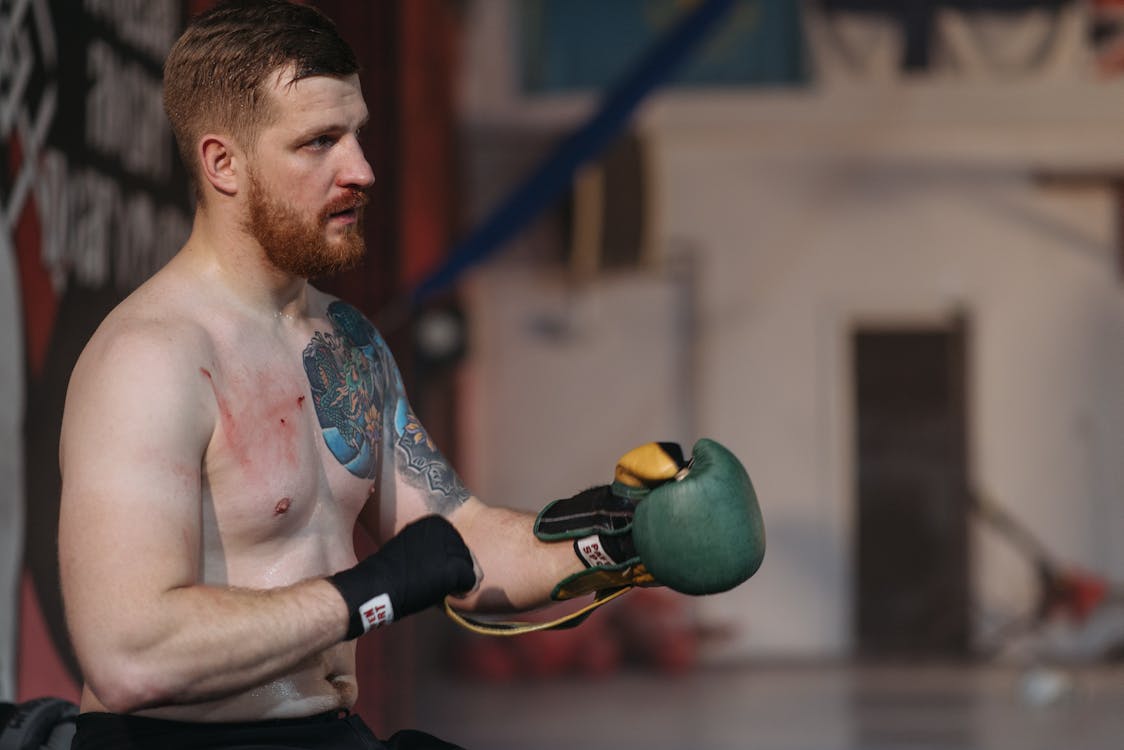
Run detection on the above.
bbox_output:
[303,301,469,514]
[393,399,470,515]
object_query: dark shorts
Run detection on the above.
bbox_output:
[72,710,465,750]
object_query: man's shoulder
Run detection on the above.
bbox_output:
[62,286,218,456]
[307,286,354,320]
[75,284,215,390]
[306,287,388,346]
[92,291,211,355]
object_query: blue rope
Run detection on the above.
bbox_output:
[411,0,737,305]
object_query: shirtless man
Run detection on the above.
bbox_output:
[57,2,583,748]
[58,2,765,748]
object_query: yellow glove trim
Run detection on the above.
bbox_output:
[614,442,682,488]
[443,587,632,637]
[553,563,655,600]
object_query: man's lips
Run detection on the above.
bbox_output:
[328,207,360,221]
[325,191,369,220]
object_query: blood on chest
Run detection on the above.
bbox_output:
[200,368,318,524]
[201,367,312,468]
[198,366,371,546]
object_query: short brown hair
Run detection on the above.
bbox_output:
[163,0,359,197]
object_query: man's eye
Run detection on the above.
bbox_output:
[307,135,336,149]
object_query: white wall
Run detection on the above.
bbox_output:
[455,1,1124,661]
[648,90,1124,659]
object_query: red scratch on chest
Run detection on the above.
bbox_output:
[201,367,306,473]
[201,368,242,463]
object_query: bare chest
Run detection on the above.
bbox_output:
[198,323,389,583]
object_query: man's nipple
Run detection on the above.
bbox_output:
[274,497,292,515]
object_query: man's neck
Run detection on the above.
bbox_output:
[181,208,312,321]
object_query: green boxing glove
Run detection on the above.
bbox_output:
[536,438,766,599]
[443,438,764,636]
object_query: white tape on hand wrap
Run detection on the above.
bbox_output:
[358,593,395,633]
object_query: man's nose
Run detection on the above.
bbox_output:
[339,137,375,190]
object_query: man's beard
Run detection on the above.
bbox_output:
[244,172,368,279]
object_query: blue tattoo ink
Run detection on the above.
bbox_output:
[303,302,386,479]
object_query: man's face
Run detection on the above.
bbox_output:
[242,71,373,279]
[244,166,368,278]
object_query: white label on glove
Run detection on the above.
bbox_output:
[577,535,616,568]
[359,593,395,633]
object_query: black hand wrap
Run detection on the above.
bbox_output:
[329,515,476,640]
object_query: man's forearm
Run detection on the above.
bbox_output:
[449,502,583,613]
[79,578,348,713]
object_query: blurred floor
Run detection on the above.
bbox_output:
[415,662,1124,750]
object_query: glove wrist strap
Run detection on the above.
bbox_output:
[443,587,632,637]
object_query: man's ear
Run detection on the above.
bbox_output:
[198,134,241,196]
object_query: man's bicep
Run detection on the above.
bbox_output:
[59,329,213,641]
[373,368,471,539]
[390,399,471,515]
[324,299,472,539]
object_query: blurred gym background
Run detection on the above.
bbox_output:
[2,1,1123,748]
